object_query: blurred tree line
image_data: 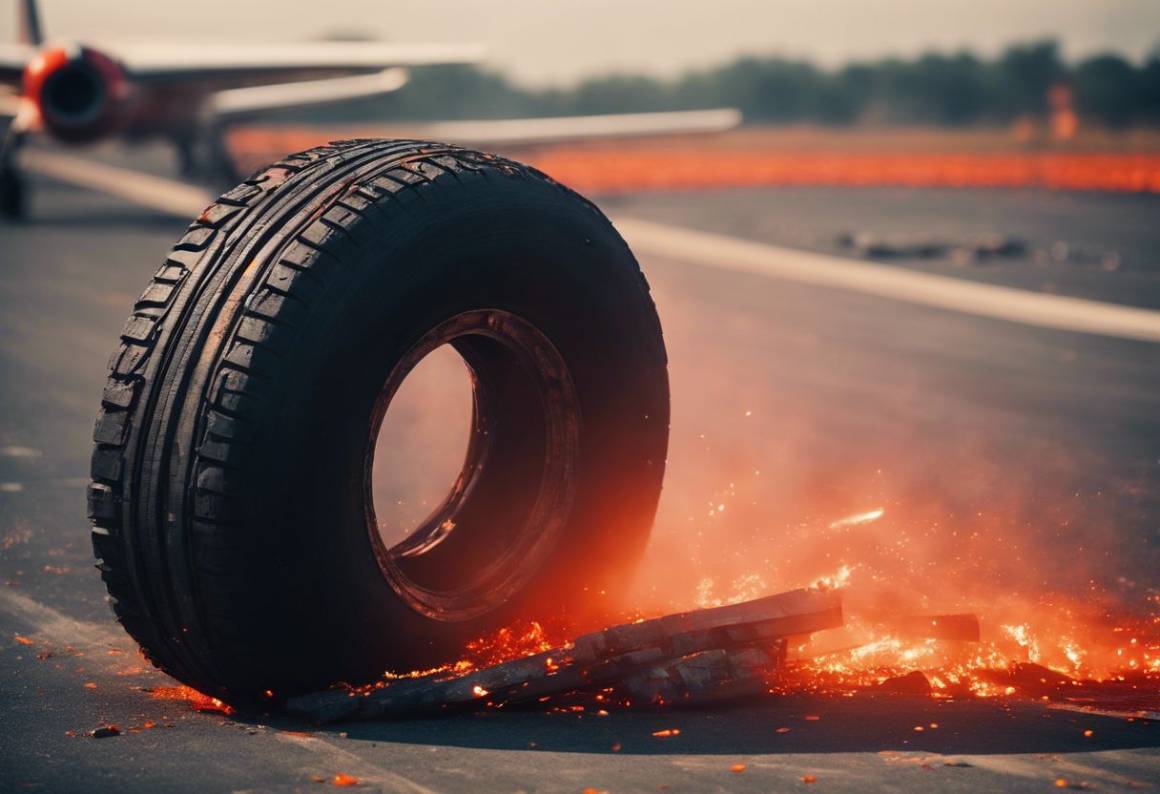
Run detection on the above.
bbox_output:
[316,40,1160,127]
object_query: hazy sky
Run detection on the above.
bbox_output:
[3,0,1158,86]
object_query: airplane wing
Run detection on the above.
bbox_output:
[0,43,33,88]
[227,109,743,177]
[114,41,485,86]
[208,67,411,123]
[379,109,744,148]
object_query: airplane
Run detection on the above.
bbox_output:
[0,0,741,221]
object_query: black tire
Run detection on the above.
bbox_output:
[89,140,669,702]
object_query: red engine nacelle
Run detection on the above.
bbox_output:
[22,45,130,144]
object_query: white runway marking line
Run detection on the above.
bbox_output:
[616,217,1160,343]
[25,151,1160,342]
[275,733,441,794]
[0,587,126,654]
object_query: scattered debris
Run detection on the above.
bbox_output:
[287,588,842,724]
[838,230,1127,271]
[979,662,1077,697]
[90,725,120,738]
[837,231,1027,263]
[877,671,932,696]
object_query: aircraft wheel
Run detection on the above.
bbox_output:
[89,139,669,702]
[0,167,27,220]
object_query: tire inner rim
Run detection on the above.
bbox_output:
[364,309,581,622]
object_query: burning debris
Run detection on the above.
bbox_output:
[284,579,1160,725]
[287,587,842,724]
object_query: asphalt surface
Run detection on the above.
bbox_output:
[602,186,1160,309]
[1,172,1158,792]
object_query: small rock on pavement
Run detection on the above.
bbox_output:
[90,725,121,738]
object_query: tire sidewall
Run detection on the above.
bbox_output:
[232,172,668,685]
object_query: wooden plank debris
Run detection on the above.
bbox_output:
[286,587,842,724]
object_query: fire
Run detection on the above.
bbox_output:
[462,621,556,669]
[809,564,853,591]
[1001,623,1042,663]
[775,575,1160,704]
[147,685,233,715]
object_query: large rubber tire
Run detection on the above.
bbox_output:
[89,140,669,702]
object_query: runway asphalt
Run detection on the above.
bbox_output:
[1,166,1157,791]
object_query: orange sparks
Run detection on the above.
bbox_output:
[652,728,681,738]
[147,685,233,715]
[462,621,556,669]
[14,634,33,646]
[829,508,885,529]
[332,773,359,787]
[802,774,817,784]
[730,763,747,774]
[809,565,853,591]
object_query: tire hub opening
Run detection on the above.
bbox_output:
[365,310,581,622]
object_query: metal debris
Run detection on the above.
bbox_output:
[287,587,842,724]
[837,232,1027,262]
[876,670,932,696]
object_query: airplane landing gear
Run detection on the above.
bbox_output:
[0,168,26,219]
[0,121,29,221]
[0,166,28,220]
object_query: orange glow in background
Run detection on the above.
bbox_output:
[229,126,1160,194]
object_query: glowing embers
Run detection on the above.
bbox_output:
[146,685,233,715]
[284,577,1160,724]
[286,587,842,723]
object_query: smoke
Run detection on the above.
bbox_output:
[625,276,1158,677]
[365,265,1157,678]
